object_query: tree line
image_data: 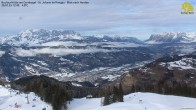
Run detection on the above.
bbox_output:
[129,83,196,98]
[103,83,124,106]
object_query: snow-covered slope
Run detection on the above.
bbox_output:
[166,58,196,70]
[0,85,52,110]
[146,32,196,44]
[69,92,196,110]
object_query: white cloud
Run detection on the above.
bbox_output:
[41,41,87,46]
[14,47,115,57]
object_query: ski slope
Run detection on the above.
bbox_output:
[69,92,196,110]
[0,85,52,110]
[1,84,196,110]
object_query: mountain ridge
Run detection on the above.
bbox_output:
[0,29,144,46]
[146,32,196,44]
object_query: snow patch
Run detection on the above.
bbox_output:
[168,58,196,70]
[102,75,121,81]
[0,51,5,57]
[71,83,82,87]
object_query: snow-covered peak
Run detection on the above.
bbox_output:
[19,29,33,37]
[0,29,83,46]
[146,32,196,44]
[18,29,80,38]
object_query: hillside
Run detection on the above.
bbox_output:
[120,54,196,94]
[0,85,52,110]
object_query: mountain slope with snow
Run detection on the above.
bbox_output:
[0,29,144,46]
[146,32,196,44]
[0,85,52,110]
[69,92,196,110]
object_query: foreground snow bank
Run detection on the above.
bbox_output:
[69,92,196,110]
[0,85,52,110]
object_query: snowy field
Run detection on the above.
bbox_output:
[1,84,196,110]
[68,92,196,110]
[0,85,52,110]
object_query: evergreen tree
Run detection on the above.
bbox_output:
[103,88,110,106]
[113,86,118,102]
[103,84,124,106]
[131,85,135,93]
[118,83,124,102]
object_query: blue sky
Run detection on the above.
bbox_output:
[0,0,196,40]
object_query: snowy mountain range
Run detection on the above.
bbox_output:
[1,30,195,46]
[0,29,196,46]
[146,32,196,44]
[0,29,83,46]
[0,29,143,46]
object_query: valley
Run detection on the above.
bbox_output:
[0,29,196,110]
[0,29,195,85]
